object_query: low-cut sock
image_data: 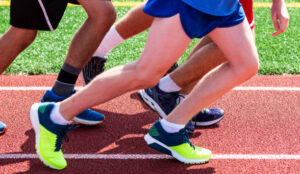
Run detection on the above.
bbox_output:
[52,62,81,96]
[160,119,185,133]
[50,103,69,125]
[158,75,181,93]
[93,26,124,58]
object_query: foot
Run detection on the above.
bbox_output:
[138,86,195,132]
[192,108,224,126]
[138,85,225,129]
[30,103,77,170]
[81,56,107,85]
[0,121,7,135]
[144,121,211,164]
[138,86,178,118]
[41,90,104,125]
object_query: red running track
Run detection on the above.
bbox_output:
[0,75,299,173]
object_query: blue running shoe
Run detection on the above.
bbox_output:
[144,121,211,164]
[191,108,224,126]
[41,90,104,125]
[0,121,7,135]
[30,102,77,170]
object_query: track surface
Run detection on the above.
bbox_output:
[0,75,299,174]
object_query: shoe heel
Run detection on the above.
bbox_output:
[144,134,172,156]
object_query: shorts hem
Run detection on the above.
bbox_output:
[218,16,245,28]
[10,22,55,31]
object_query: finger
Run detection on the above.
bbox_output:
[272,16,289,36]
[279,16,289,33]
[272,29,283,36]
[271,14,279,32]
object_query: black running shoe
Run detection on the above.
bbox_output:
[81,56,107,85]
[191,108,224,126]
[138,85,179,118]
[139,85,226,132]
[138,85,195,132]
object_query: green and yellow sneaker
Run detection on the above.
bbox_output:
[144,121,211,164]
[30,102,76,170]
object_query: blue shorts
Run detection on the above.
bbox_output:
[143,0,245,39]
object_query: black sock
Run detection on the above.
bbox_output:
[52,62,81,96]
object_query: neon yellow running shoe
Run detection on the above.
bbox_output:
[30,103,76,170]
[144,121,211,164]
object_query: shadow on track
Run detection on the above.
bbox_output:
[0,92,219,173]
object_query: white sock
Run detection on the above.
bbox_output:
[160,119,185,133]
[93,26,124,58]
[50,103,69,125]
[158,75,181,93]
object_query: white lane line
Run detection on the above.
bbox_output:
[233,86,300,91]
[1,154,300,160]
[0,87,51,90]
[0,86,300,91]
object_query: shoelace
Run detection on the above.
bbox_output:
[175,93,185,105]
[158,91,180,113]
[180,129,195,150]
[55,123,79,151]
[200,108,210,113]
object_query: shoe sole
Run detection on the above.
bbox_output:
[73,117,103,126]
[138,90,167,118]
[144,134,210,164]
[30,103,63,170]
[192,115,224,127]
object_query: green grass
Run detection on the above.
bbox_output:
[255,7,300,74]
[0,4,299,75]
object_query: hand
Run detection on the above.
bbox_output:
[271,0,290,36]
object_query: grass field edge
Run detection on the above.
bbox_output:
[0,2,299,7]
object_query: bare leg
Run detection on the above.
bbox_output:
[166,19,259,124]
[65,0,116,68]
[170,36,225,94]
[0,27,37,74]
[115,2,153,39]
[170,27,256,95]
[59,14,191,120]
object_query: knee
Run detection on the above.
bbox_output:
[11,27,37,49]
[88,4,116,28]
[246,53,259,77]
[235,53,259,80]
[23,31,37,46]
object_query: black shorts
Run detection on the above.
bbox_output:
[10,0,79,31]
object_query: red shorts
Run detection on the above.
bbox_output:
[239,0,255,29]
